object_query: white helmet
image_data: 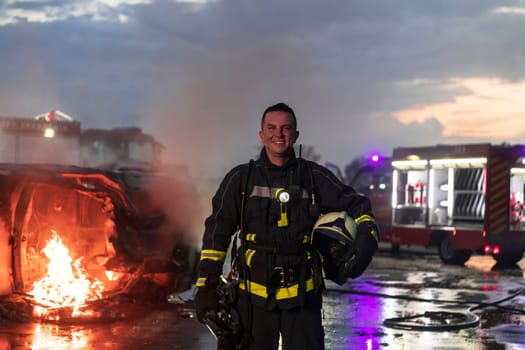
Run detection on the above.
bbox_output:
[312,211,357,244]
[311,211,357,285]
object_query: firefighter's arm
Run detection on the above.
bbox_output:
[194,253,224,323]
[194,167,243,322]
[340,193,379,278]
[347,218,379,278]
[197,166,244,286]
[313,165,379,278]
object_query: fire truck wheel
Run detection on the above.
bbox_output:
[438,237,472,265]
[492,252,523,268]
[391,244,400,256]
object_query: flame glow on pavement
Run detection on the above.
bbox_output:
[32,324,88,350]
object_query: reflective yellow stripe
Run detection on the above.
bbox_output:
[200,249,227,262]
[196,277,207,287]
[302,235,309,244]
[355,214,375,225]
[369,228,379,242]
[276,278,315,299]
[246,233,256,242]
[245,249,255,267]
[239,277,315,300]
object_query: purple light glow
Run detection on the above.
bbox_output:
[368,153,383,165]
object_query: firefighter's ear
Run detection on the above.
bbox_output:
[292,130,299,143]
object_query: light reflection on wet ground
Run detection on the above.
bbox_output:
[1,250,525,349]
[321,251,525,350]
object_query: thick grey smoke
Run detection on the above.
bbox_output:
[2,0,525,240]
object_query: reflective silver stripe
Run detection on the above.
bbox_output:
[250,185,309,199]
[251,185,271,198]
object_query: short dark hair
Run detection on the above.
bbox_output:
[261,102,297,130]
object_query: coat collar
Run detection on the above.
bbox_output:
[258,148,298,170]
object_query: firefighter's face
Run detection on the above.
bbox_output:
[259,111,299,165]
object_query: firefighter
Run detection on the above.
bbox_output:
[194,102,379,349]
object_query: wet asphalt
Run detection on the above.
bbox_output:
[1,246,525,350]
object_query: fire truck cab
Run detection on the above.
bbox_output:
[346,155,393,236]
[384,143,525,266]
[79,127,164,172]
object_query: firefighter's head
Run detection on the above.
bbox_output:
[259,103,299,165]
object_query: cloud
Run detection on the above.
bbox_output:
[492,6,525,15]
[394,77,525,139]
[0,0,154,25]
[1,0,525,177]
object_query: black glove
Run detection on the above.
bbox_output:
[320,241,356,285]
[333,242,356,284]
[194,287,219,323]
[347,222,378,279]
[194,258,224,322]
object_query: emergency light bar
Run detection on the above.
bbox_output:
[511,168,525,175]
[429,157,487,168]
[43,127,55,138]
[368,152,383,165]
[391,159,428,169]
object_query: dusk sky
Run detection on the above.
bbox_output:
[1,0,525,177]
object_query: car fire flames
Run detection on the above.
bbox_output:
[28,230,105,320]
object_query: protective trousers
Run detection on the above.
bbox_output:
[236,293,325,350]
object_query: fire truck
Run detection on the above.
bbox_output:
[0,110,165,171]
[0,112,201,299]
[329,154,393,236]
[362,143,525,266]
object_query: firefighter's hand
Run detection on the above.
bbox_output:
[334,250,357,285]
[347,222,378,279]
[322,242,356,285]
[194,287,219,323]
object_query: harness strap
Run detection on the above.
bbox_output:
[237,159,254,349]
[230,160,254,268]
[245,241,307,255]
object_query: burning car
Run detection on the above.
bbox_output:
[0,113,201,322]
[0,164,199,321]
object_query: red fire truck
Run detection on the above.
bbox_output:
[364,143,525,266]
[0,111,165,171]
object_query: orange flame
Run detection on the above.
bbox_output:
[28,230,105,318]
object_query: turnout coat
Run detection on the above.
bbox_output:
[196,149,378,310]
